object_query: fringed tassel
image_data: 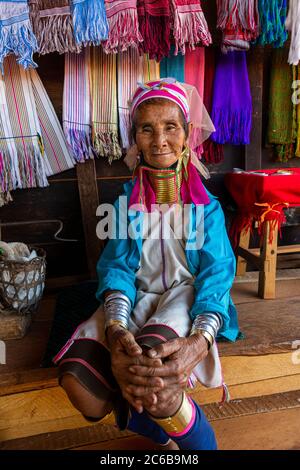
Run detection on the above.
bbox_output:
[64,127,94,162]
[103,8,143,54]
[211,108,252,145]
[0,191,13,207]
[172,4,212,55]
[93,131,122,164]
[220,382,230,404]
[139,14,171,61]
[202,140,224,164]
[33,12,81,54]
[70,0,109,45]
[0,21,38,70]
[119,111,132,150]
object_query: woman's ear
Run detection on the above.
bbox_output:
[186,122,193,142]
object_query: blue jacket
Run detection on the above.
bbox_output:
[96,180,239,342]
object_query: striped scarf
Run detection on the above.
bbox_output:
[29,0,81,55]
[160,46,185,83]
[63,48,94,163]
[171,0,212,55]
[30,68,75,176]
[117,48,143,150]
[90,47,121,163]
[143,54,160,82]
[216,0,260,52]
[70,0,109,45]
[256,0,288,47]
[0,0,38,70]
[285,0,300,66]
[137,0,171,61]
[0,56,48,203]
[103,0,143,53]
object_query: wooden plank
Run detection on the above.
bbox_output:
[0,368,58,397]
[250,244,300,255]
[245,47,264,170]
[258,221,278,299]
[218,296,300,356]
[76,160,103,279]
[236,228,250,276]
[237,246,262,269]
[0,311,32,340]
[232,277,300,304]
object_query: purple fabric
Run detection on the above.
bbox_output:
[211,51,252,145]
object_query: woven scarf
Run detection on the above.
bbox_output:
[202,47,223,164]
[211,51,252,145]
[29,0,81,55]
[0,0,38,71]
[143,54,160,81]
[90,46,121,163]
[30,68,75,176]
[268,48,296,162]
[0,56,48,204]
[102,0,143,53]
[216,0,260,52]
[256,0,287,47]
[70,0,109,45]
[137,0,171,61]
[160,46,185,83]
[129,149,210,211]
[117,48,143,150]
[285,0,300,66]
[63,48,93,163]
[171,0,211,55]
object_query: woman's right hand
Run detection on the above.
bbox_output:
[107,326,164,412]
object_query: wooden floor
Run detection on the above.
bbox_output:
[0,270,300,450]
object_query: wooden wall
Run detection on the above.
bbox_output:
[1,2,300,282]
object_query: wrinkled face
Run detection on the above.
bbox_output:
[134,100,189,169]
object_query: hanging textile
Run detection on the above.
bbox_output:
[160,46,185,83]
[216,0,260,53]
[211,51,252,145]
[202,47,224,164]
[285,0,300,66]
[63,48,94,163]
[137,0,171,62]
[117,48,143,150]
[143,54,160,81]
[90,47,122,163]
[0,56,48,205]
[171,0,211,55]
[268,48,296,162]
[256,0,288,48]
[102,0,143,53]
[30,68,75,176]
[0,0,38,70]
[70,0,109,46]
[29,0,81,55]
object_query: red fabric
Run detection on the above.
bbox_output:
[225,168,300,246]
[137,0,170,61]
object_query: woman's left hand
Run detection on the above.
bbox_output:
[127,333,209,397]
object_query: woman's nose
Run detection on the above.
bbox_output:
[152,130,167,149]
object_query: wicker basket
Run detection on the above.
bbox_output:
[0,247,46,314]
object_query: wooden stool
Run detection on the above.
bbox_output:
[236,221,300,299]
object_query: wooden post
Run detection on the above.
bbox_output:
[245,47,264,171]
[258,221,278,299]
[236,227,251,276]
[76,160,103,280]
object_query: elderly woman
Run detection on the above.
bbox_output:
[54,79,239,450]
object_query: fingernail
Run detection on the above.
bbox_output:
[148,350,157,357]
[129,367,135,373]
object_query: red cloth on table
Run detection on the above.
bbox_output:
[225,168,300,246]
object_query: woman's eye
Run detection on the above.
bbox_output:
[142,127,152,133]
[166,125,176,131]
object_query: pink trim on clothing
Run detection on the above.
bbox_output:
[59,357,115,392]
[145,323,180,338]
[135,333,167,343]
[167,397,196,437]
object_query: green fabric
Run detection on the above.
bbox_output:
[268,47,296,162]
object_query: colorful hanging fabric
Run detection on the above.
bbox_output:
[30,68,75,175]
[216,0,260,52]
[0,56,48,205]
[211,51,252,145]
[268,48,296,162]
[29,0,81,55]
[0,0,38,71]
[70,0,109,46]
[117,48,143,150]
[171,0,211,55]
[160,46,185,83]
[63,48,94,163]
[202,47,224,164]
[137,0,171,61]
[90,47,121,163]
[285,0,300,66]
[102,0,143,53]
[255,0,288,47]
[143,54,160,81]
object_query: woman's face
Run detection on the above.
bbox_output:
[134,100,188,169]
